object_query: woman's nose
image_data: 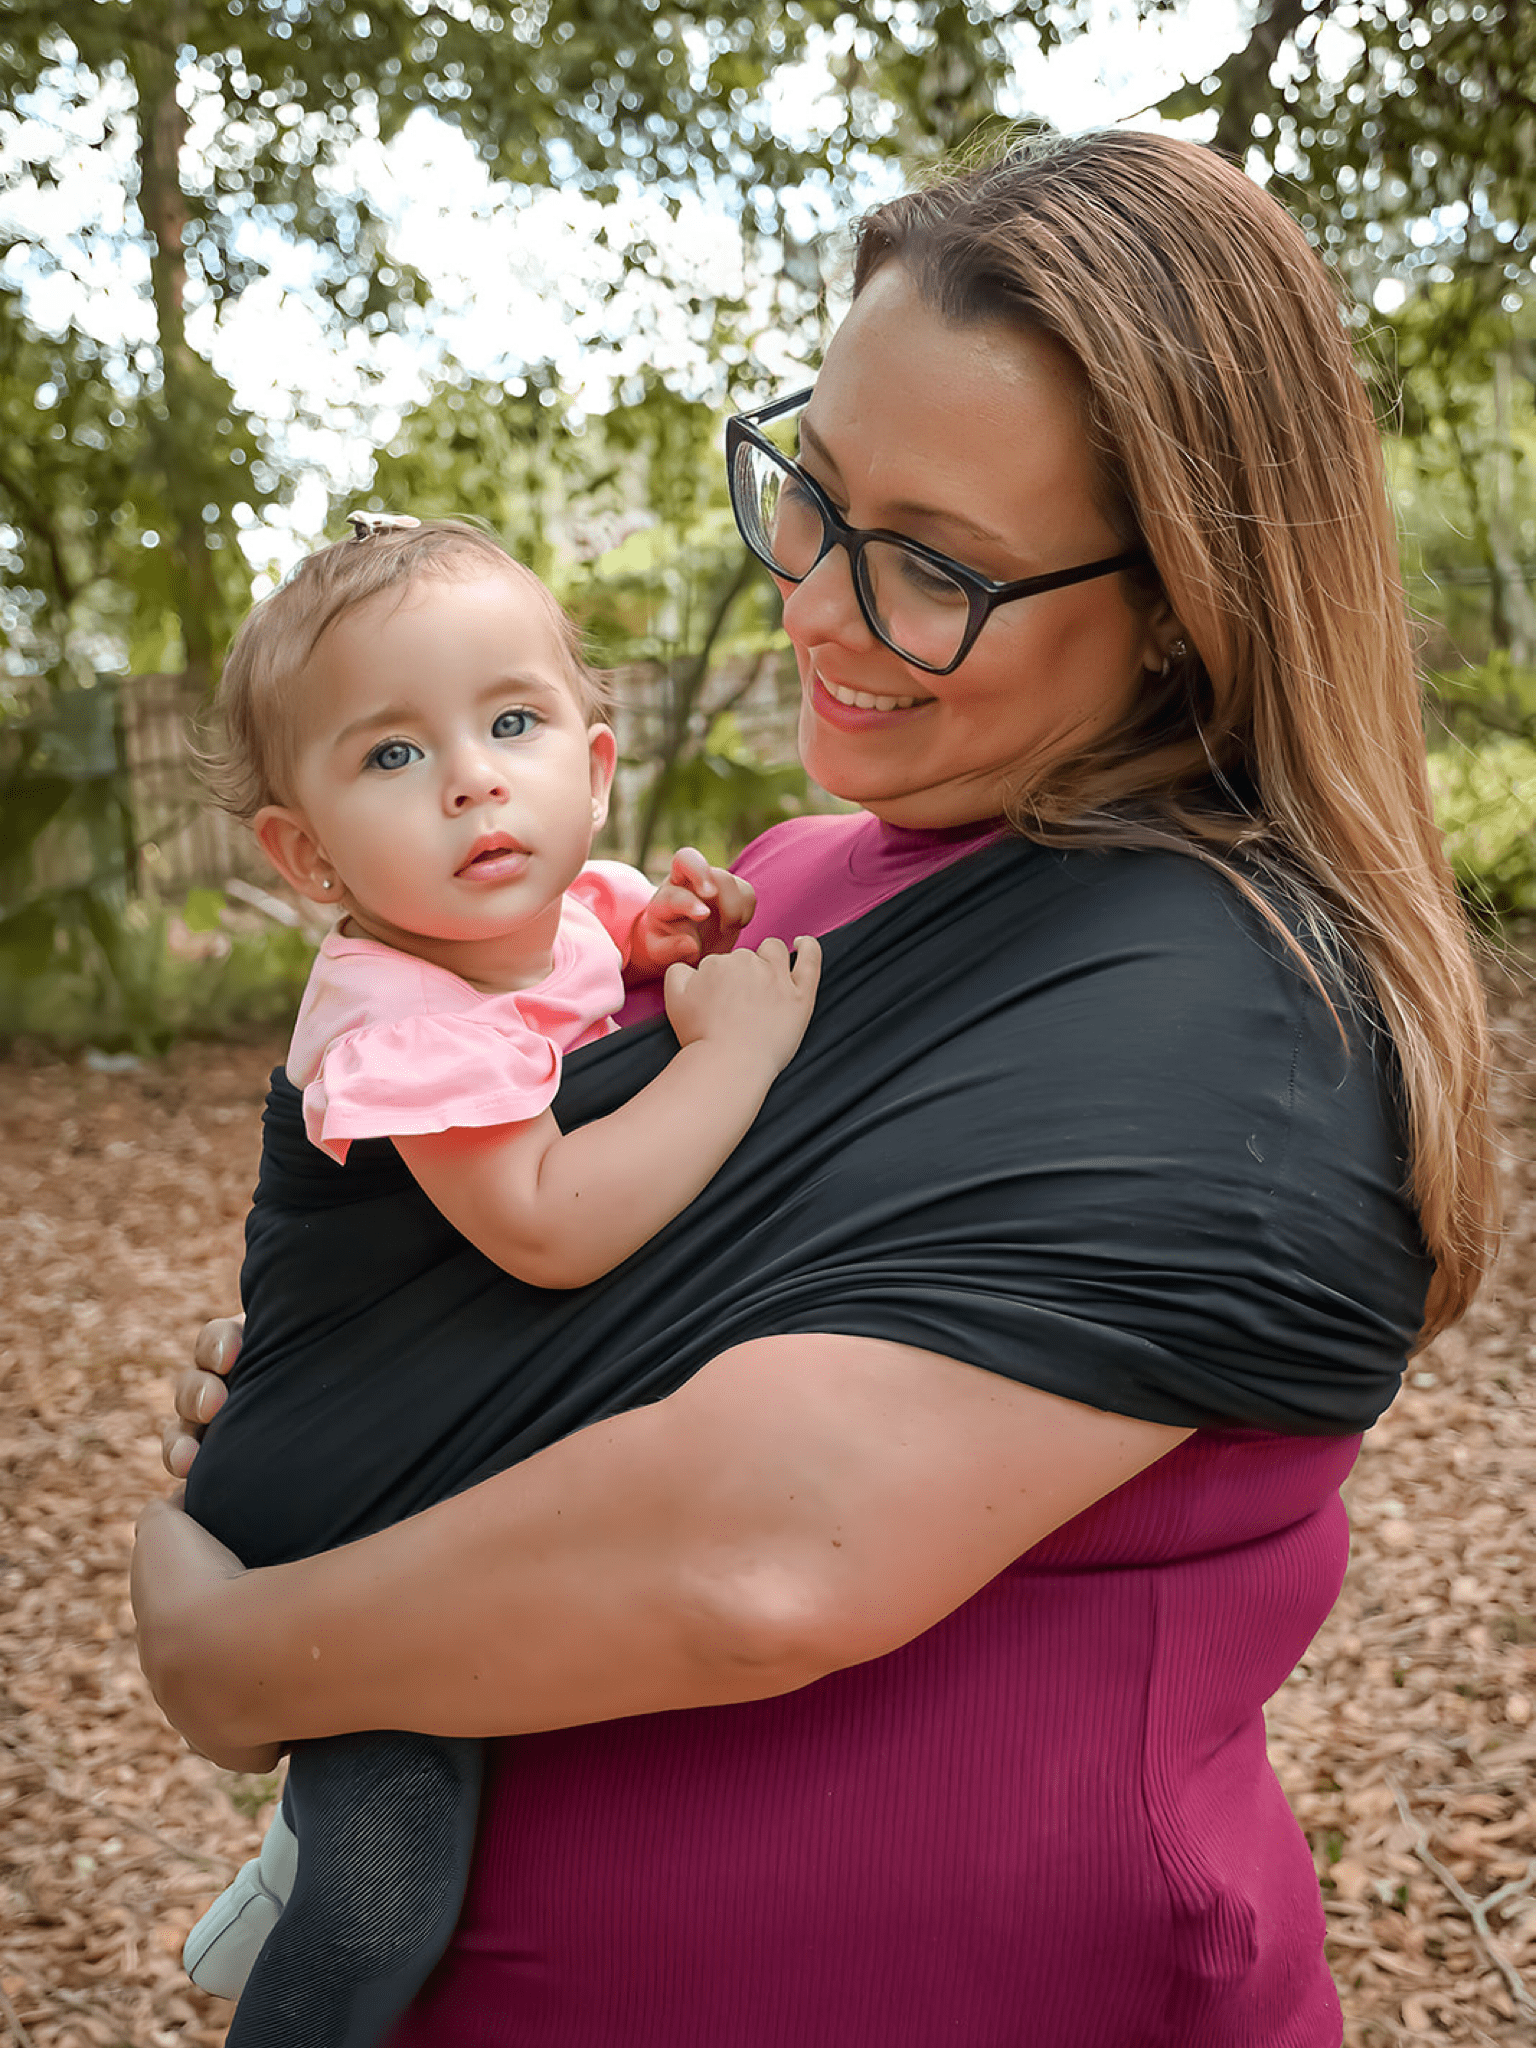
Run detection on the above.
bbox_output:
[779,541,876,655]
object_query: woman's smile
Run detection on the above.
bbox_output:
[811,670,931,722]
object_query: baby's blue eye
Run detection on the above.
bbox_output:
[492,707,537,739]
[366,739,422,772]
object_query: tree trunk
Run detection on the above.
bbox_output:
[1210,0,1324,161]
[630,553,759,871]
[1489,351,1536,668]
[128,2,219,695]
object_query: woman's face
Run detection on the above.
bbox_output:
[782,263,1167,830]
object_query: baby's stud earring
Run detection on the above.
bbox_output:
[321,878,334,891]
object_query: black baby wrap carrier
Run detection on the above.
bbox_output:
[185,837,1427,2046]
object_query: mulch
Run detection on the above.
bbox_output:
[1,942,1532,2047]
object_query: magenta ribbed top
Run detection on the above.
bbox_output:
[388,814,1351,2048]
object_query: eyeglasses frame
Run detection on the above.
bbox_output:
[725,388,1151,676]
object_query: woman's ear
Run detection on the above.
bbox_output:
[253,806,341,905]
[1138,594,1186,677]
[587,723,618,833]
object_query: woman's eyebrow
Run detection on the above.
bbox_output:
[799,417,1014,554]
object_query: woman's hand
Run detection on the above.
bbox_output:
[162,1315,243,1477]
[131,1493,284,1773]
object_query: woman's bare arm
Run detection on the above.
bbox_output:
[135,1333,1188,1766]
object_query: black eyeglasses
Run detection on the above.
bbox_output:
[725,388,1149,676]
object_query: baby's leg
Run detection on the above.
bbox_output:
[224,1730,483,2048]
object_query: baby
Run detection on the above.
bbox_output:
[181,514,820,2047]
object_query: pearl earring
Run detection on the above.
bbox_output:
[321,878,334,891]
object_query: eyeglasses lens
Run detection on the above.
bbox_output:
[859,542,970,671]
[733,442,825,580]
[733,439,971,669]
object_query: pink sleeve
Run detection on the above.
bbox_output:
[302,1013,562,1165]
[565,860,656,955]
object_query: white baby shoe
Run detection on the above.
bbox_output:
[183,1804,299,1998]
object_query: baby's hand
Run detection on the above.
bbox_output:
[625,848,756,980]
[664,935,822,1078]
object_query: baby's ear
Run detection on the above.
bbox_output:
[587,722,618,831]
[253,805,338,905]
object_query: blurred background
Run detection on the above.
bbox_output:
[1,8,1535,2047]
[2,0,1533,1052]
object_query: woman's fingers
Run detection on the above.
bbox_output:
[194,1314,244,1377]
[162,1316,244,1477]
[162,1416,200,1481]
[162,1364,223,1478]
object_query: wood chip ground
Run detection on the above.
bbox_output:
[1,940,1532,2046]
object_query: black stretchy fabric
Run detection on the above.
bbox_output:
[186,836,1432,2047]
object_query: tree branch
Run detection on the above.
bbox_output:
[1209,0,1325,160]
[0,450,77,612]
[1388,1776,1536,2018]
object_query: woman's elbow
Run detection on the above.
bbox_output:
[681,1556,904,1694]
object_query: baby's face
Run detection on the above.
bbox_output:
[273,569,612,962]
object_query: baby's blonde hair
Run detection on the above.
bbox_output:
[208,519,611,818]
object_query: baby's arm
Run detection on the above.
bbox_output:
[394,936,821,1290]
[624,848,757,980]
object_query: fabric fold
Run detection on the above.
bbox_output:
[187,836,1430,1574]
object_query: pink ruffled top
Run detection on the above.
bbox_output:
[287,861,656,1165]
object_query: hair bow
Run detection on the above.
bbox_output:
[345,511,422,541]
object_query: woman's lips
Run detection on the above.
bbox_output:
[809,669,932,731]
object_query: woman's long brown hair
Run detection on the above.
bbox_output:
[854,130,1497,1342]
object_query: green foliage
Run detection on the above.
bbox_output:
[1,0,1039,714]
[0,289,272,685]
[0,681,138,974]
[1429,652,1536,741]
[0,685,312,1052]
[1155,0,1536,307]
[1429,732,1536,917]
[1426,658,1536,916]
[645,711,814,869]
[0,889,315,1054]
[367,378,550,558]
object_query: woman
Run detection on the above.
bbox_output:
[135,131,1496,2046]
